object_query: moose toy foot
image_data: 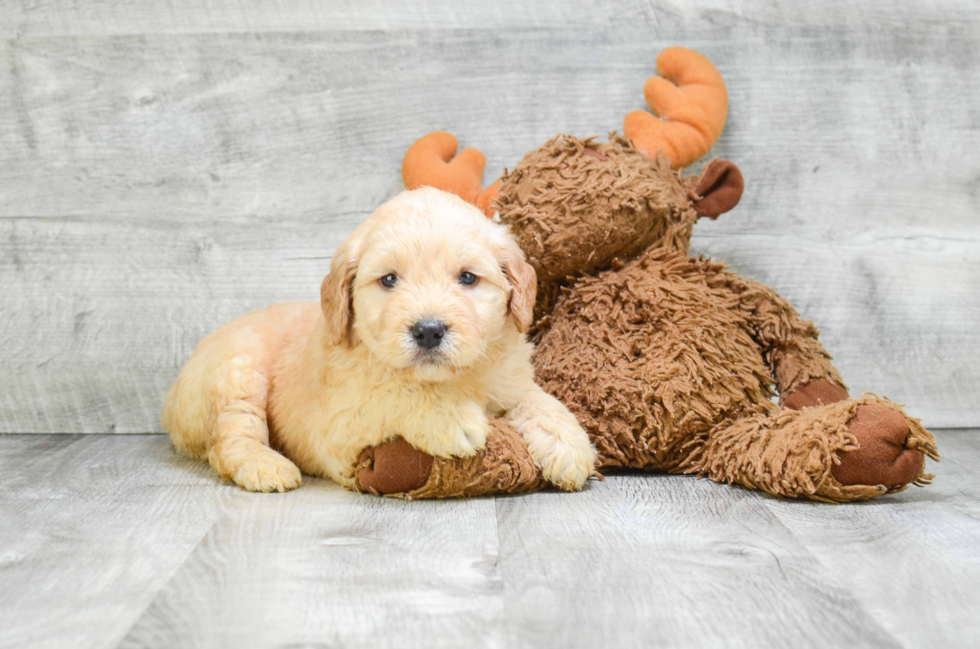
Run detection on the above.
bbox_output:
[834,404,934,489]
[783,380,938,494]
[356,437,434,495]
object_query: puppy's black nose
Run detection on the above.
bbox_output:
[411,319,447,350]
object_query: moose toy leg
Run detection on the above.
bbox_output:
[682,396,938,502]
[353,420,546,498]
[784,380,935,488]
[352,393,937,502]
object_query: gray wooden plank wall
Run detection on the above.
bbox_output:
[1,0,978,433]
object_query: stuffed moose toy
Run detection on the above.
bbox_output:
[352,47,938,502]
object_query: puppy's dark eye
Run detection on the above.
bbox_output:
[380,274,398,288]
[459,271,478,286]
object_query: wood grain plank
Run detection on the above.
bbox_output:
[3,0,979,36]
[494,472,909,648]
[766,431,980,649]
[2,29,978,222]
[1,216,976,432]
[0,215,347,434]
[0,435,224,649]
[0,431,977,648]
[118,475,504,648]
[0,433,503,649]
[492,433,980,648]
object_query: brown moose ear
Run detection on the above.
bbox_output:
[693,159,743,219]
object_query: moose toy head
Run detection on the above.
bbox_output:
[401,47,745,291]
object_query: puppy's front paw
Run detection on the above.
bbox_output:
[528,423,597,491]
[509,397,597,491]
[232,451,303,493]
[409,400,489,459]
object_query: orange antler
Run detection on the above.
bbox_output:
[402,131,500,217]
[624,47,729,169]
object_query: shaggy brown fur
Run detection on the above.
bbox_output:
[683,395,938,502]
[495,135,699,326]
[356,134,937,503]
[354,420,545,499]
[496,135,698,283]
[535,248,784,469]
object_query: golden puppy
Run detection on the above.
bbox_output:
[162,187,596,493]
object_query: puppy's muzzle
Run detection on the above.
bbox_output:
[411,319,448,350]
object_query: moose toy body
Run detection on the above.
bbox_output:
[351,47,937,502]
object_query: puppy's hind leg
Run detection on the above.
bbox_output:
[209,400,302,493]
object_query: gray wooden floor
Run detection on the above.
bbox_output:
[0,430,975,649]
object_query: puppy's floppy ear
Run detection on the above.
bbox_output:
[497,236,537,333]
[320,240,359,346]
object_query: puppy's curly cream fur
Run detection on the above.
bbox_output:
[162,188,596,492]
